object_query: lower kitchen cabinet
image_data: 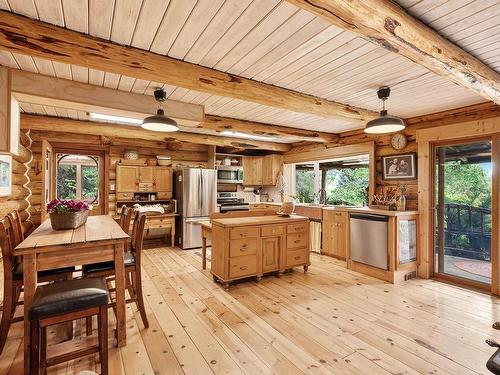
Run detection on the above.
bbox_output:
[322,210,348,260]
[262,236,281,272]
[211,216,310,289]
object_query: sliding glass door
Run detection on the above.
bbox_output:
[434,140,492,285]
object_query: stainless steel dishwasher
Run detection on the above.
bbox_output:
[349,213,389,270]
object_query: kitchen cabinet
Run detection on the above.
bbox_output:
[138,166,154,183]
[153,167,172,193]
[116,165,138,192]
[116,164,172,197]
[262,236,281,273]
[322,210,348,260]
[243,154,282,186]
[211,216,309,289]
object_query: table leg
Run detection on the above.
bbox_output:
[23,253,37,374]
[202,236,207,270]
[114,243,126,347]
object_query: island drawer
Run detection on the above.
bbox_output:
[230,226,260,239]
[229,255,258,278]
[286,248,309,267]
[287,232,308,249]
[287,222,308,234]
[261,224,284,237]
[229,238,258,257]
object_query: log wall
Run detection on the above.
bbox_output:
[26,130,209,223]
[0,131,34,235]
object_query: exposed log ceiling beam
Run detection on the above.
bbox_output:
[0,11,376,122]
[20,114,291,152]
[202,115,339,143]
[287,0,500,104]
[10,68,204,127]
[9,69,338,143]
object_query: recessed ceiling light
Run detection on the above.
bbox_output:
[221,131,277,141]
[90,112,142,125]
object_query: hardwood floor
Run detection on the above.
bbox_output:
[1,247,499,374]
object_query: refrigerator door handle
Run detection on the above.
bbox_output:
[198,173,202,209]
[200,173,204,210]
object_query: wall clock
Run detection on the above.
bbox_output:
[390,133,407,150]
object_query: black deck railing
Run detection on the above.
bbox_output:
[438,203,491,261]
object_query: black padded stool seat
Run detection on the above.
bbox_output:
[83,251,136,274]
[13,263,75,280]
[29,278,108,321]
[488,348,500,374]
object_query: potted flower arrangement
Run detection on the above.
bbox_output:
[47,199,90,230]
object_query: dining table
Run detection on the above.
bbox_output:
[14,215,129,372]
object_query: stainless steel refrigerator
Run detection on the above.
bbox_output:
[174,168,217,249]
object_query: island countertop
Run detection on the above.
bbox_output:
[211,214,308,227]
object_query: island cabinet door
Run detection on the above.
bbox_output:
[262,236,281,273]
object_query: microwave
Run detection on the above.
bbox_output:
[217,166,243,184]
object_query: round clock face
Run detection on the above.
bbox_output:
[391,133,407,150]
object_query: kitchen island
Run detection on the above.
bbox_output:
[210,215,310,289]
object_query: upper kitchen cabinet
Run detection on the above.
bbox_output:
[153,167,172,193]
[116,164,139,192]
[243,155,282,186]
[116,164,172,197]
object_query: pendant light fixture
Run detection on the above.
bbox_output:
[364,86,406,134]
[141,88,179,132]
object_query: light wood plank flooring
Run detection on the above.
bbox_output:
[1,247,499,374]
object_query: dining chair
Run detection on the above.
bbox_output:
[0,215,75,355]
[83,211,149,331]
[118,205,133,235]
[7,210,24,246]
[28,277,109,375]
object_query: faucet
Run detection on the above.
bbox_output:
[316,188,327,205]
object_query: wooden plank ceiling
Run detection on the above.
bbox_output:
[0,0,497,134]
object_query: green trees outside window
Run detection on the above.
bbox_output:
[56,154,99,204]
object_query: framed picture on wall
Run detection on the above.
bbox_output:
[382,153,417,180]
[0,154,12,196]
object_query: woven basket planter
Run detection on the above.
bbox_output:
[49,210,89,230]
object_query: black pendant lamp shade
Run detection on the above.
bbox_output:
[141,88,179,132]
[364,86,406,134]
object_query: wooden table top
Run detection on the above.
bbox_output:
[212,214,308,227]
[15,215,129,254]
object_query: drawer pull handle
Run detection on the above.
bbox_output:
[240,266,248,270]
[294,240,300,244]
[294,256,300,260]
[240,247,247,252]
[240,233,247,237]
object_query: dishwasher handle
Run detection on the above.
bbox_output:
[350,213,389,222]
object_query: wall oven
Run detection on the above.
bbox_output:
[216,166,243,184]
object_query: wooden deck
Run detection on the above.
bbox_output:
[1,248,499,374]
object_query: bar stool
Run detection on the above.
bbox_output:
[28,278,109,375]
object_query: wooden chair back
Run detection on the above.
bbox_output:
[209,209,277,221]
[119,205,133,235]
[0,217,16,286]
[6,210,24,247]
[130,211,147,266]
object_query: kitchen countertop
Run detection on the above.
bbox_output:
[323,206,418,217]
[212,214,308,227]
[248,201,417,217]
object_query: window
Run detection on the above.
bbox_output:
[295,163,316,203]
[56,153,99,204]
[293,155,370,206]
